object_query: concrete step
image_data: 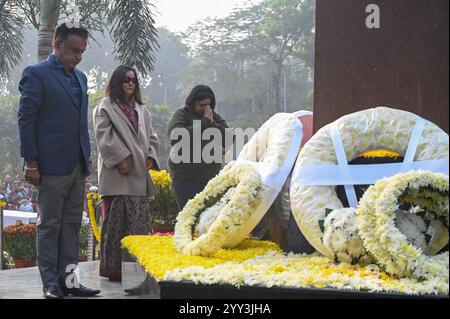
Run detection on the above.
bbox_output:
[0,261,153,299]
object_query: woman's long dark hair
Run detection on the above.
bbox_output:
[105,65,143,105]
[185,85,216,110]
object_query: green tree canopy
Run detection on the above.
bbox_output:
[0,0,159,77]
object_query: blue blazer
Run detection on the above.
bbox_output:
[18,55,90,175]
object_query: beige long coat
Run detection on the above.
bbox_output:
[93,96,160,197]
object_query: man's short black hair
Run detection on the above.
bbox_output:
[54,22,89,41]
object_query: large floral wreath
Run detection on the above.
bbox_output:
[174,162,262,256]
[290,107,449,257]
[357,170,449,281]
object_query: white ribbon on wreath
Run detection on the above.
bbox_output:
[292,115,450,208]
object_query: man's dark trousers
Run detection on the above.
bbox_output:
[37,159,85,289]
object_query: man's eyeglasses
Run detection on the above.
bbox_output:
[123,77,138,85]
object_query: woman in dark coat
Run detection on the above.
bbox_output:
[167,85,231,210]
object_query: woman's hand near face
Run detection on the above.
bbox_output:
[117,158,129,175]
[203,106,214,123]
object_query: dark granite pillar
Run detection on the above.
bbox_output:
[314,0,449,133]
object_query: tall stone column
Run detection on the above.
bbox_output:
[314,0,449,133]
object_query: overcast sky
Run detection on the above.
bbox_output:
[153,0,262,32]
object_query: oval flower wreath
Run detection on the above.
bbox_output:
[174,162,262,256]
[290,107,449,257]
[357,170,449,281]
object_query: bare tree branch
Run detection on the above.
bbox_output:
[16,0,40,29]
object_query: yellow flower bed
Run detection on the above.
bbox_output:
[121,235,448,295]
[166,253,448,295]
[121,235,281,280]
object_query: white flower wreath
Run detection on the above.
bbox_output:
[290,107,449,257]
[174,162,262,256]
[357,170,449,281]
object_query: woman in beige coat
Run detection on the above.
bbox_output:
[93,65,160,281]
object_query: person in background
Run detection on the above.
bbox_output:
[19,198,34,212]
[0,193,6,204]
[93,65,160,282]
[4,175,12,193]
[0,180,8,199]
[20,181,34,199]
[167,85,231,210]
[8,182,24,210]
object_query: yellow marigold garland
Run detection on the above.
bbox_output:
[86,193,101,243]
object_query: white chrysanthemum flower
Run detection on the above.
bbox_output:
[196,188,235,235]
[323,208,368,264]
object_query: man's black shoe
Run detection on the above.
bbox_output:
[60,284,101,297]
[43,287,64,299]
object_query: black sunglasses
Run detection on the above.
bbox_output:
[123,76,138,85]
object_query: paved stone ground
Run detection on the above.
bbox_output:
[0,261,157,299]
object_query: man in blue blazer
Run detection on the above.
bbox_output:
[18,23,100,299]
